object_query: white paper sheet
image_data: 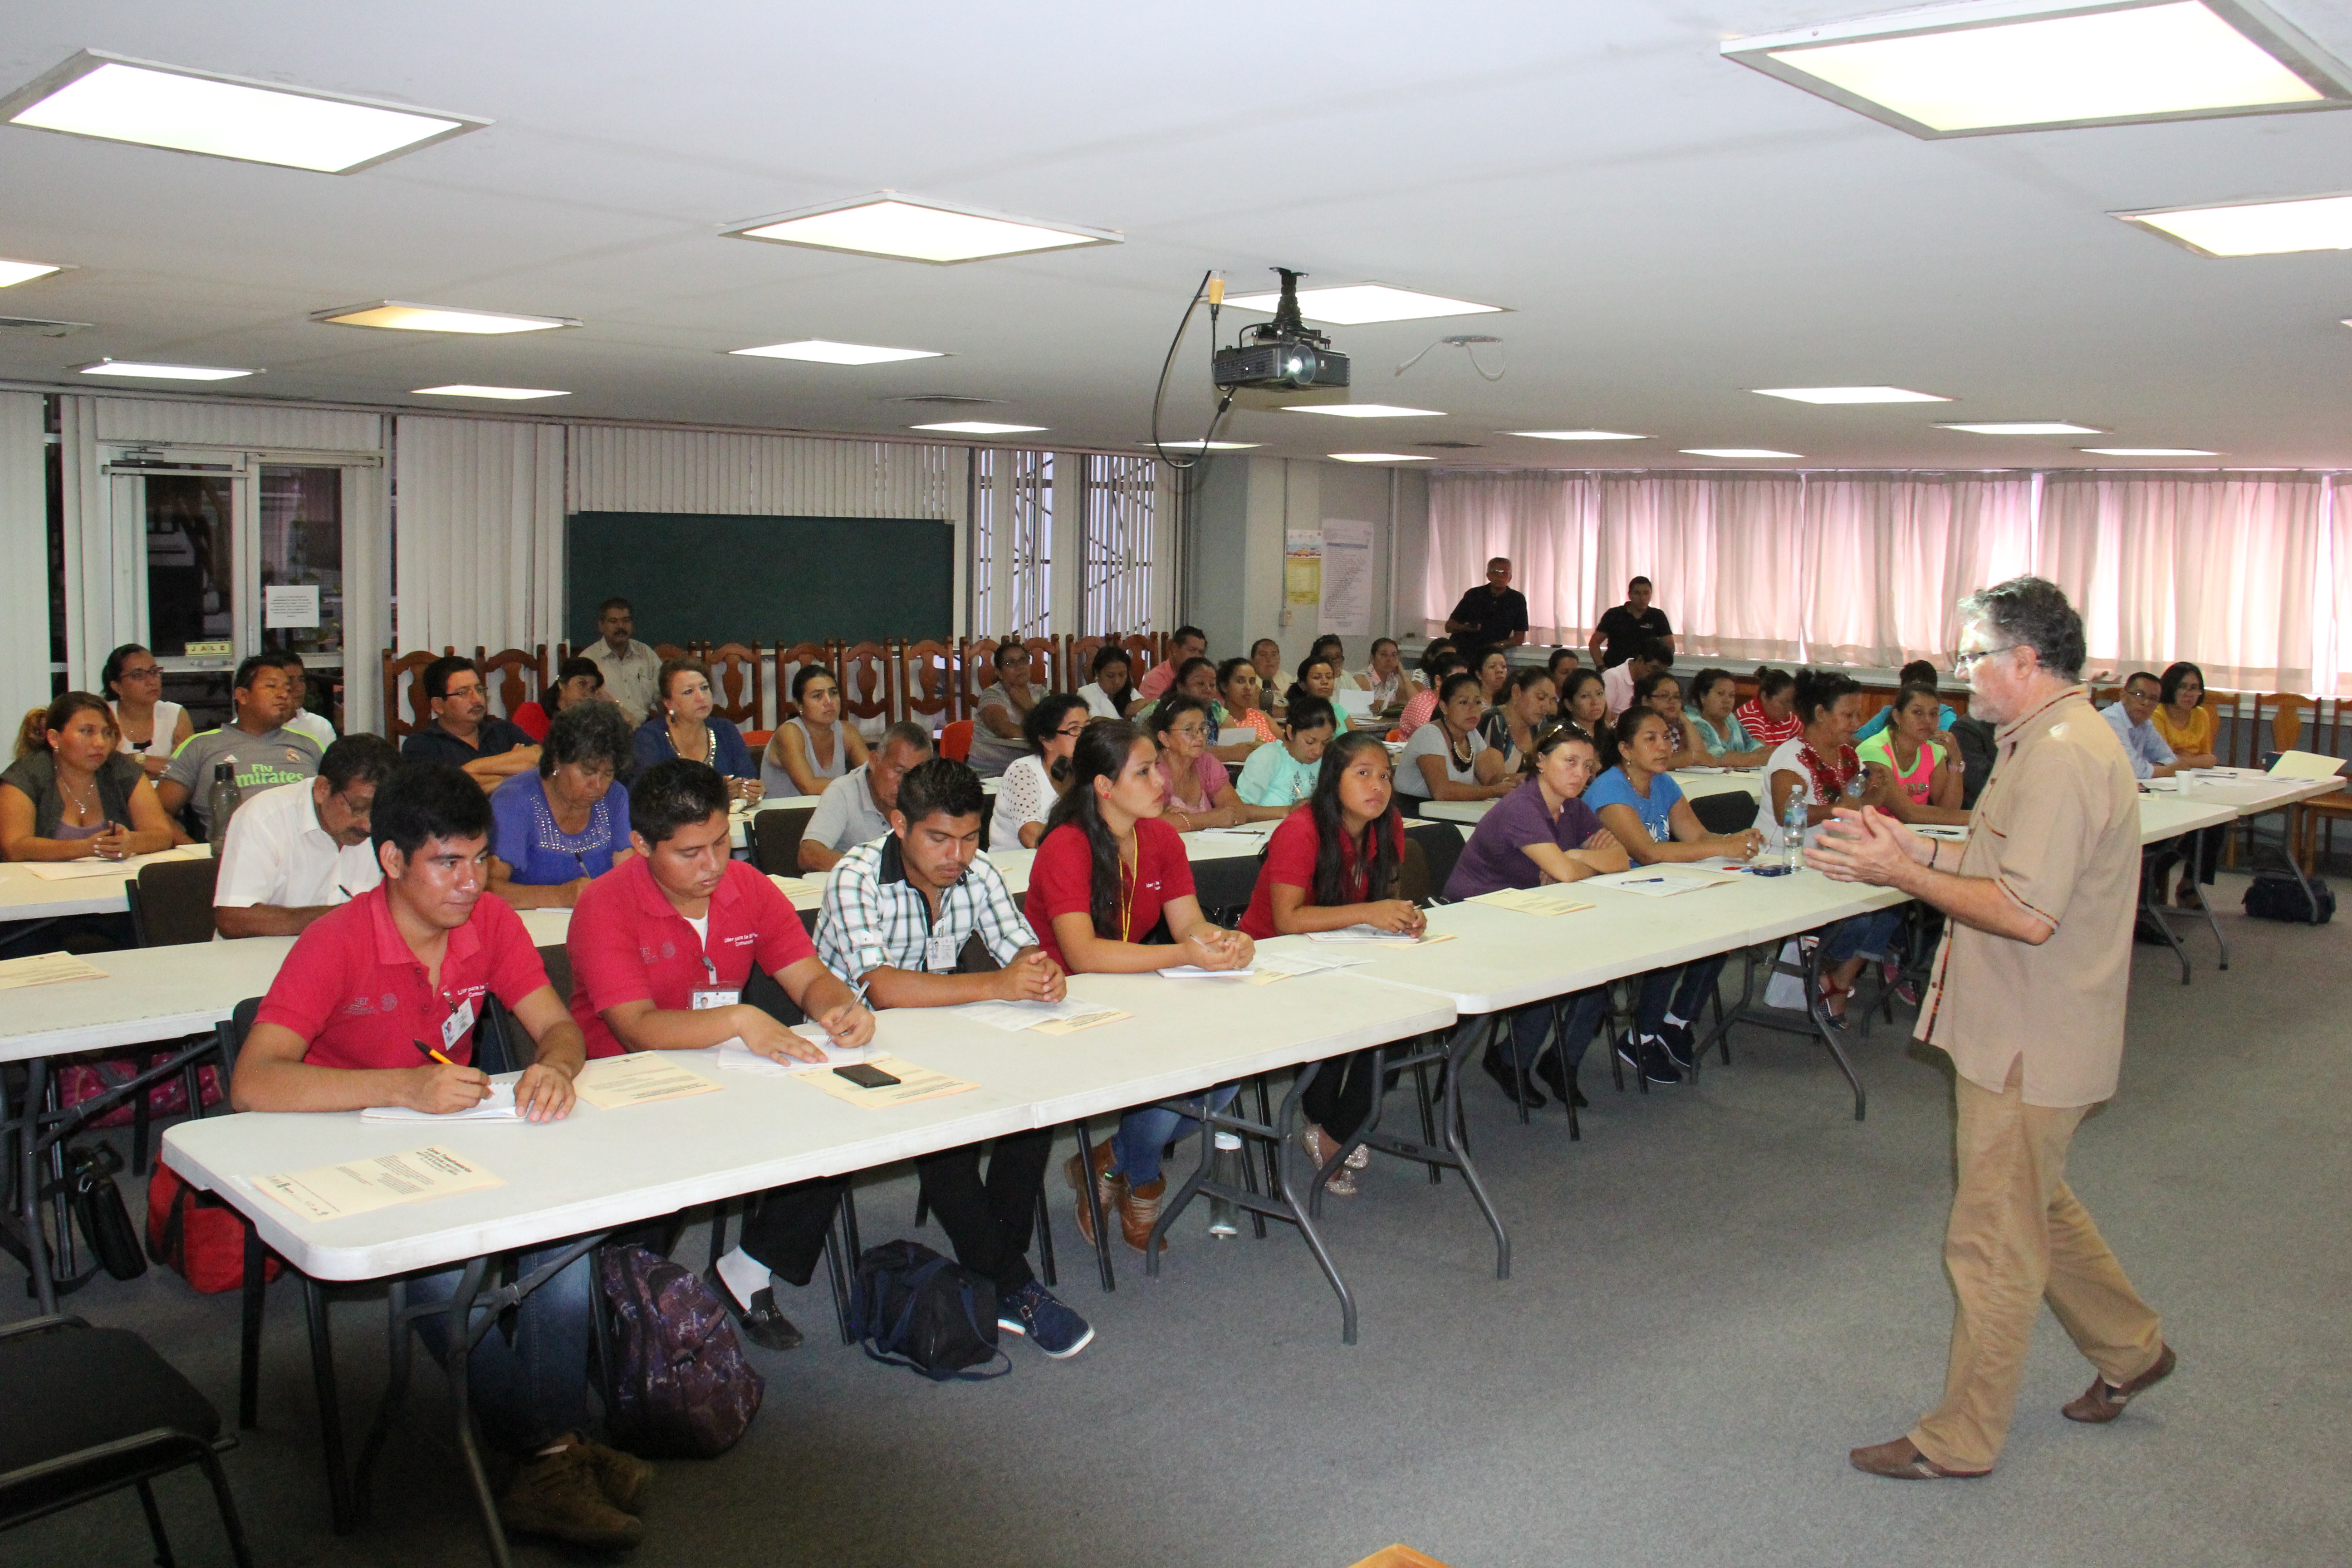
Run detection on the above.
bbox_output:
[2269,750,2347,780]
[710,1028,876,1076]
[955,997,1129,1033]
[361,1083,520,1122]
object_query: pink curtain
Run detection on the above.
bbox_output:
[1421,472,1596,644]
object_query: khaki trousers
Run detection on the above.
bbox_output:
[1909,1058,2165,1472]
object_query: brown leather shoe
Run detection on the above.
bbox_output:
[1848,1437,1989,1480]
[1117,1176,1167,1254]
[1063,1139,1121,1248]
[2063,1343,2176,1423]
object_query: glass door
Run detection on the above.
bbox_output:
[258,465,347,729]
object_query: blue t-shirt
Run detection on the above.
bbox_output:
[491,771,631,885]
[1446,778,1605,899]
[631,715,755,781]
[1582,766,1684,846]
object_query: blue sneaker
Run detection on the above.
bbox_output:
[997,1280,1095,1359]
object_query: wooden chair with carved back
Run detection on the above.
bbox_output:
[899,639,956,736]
[1021,635,1062,693]
[838,641,896,737]
[381,650,437,744]
[704,642,764,730]
[961,637,1003,721]
[474,646,546,722]
[2290,698,2352,868]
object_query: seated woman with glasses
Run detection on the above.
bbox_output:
[491,699,638,909]
[762,663,869,799]
[1031,720,1253,1253]
[101,643,193,780]
[1635,669,1691,763]
[2153,660,2224,908]
[1151,695,1282,828]
[1585,706,1766,1083]
[993,693,1089,851]
[1239,731,1423,1196]
[1676,668,1771,768]
[1447,729,1627,1111]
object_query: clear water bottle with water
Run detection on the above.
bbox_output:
[1782,779,1809,872]
[1209,1130,1243,1238]
[206,757,242,841]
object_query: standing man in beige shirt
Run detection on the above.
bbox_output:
[1809,575,2172,1480]
[585,596,662,727]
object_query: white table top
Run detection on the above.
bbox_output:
[1412,769,1762,826]
[2142,769,2344,817]
[1296,869,1907,1015]
[0,845,214,923]
[161,966,1451,1281]
[0,907,573,1065]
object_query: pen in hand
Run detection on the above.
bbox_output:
[412,1038,456,1066]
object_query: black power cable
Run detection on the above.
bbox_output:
[1150,270,1237,475]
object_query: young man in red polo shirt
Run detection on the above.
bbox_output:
[566,759,872,1353]
[233,762,650,1551]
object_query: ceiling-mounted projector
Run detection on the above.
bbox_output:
[1212,267,1350,393]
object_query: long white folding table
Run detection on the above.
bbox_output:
[0,845,215,941]
[158,968,1452,1563]
[1411,767,1763,826]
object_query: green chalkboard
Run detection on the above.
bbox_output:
[564,512,954,647]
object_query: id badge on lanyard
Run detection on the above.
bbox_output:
[925,934,958,973]
[440,996,476,1054]
[691,953,738,1011]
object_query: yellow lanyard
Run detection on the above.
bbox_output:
[1118,838,1136,941]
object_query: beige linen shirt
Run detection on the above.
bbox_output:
[587,638,662,726]
[1916,686,2141,1108]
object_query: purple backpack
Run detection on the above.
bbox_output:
[597,1244,764,1457]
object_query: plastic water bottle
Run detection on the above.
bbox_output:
[1782,780,1808,872]
[1209,1130,1243,1237]
[206,757,242,840]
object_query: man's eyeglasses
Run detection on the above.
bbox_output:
[1952,645,2017,674]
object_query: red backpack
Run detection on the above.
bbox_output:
[147,1165,282,1294]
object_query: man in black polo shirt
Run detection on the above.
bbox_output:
[1444,557,1529,649]
[1590,575,1676,669]
[400,655,539,789]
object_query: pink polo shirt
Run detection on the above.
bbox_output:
[255,884,551,1072]
[565,854,816,1058]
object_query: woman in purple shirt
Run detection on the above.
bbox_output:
[1445,730,1628,1115]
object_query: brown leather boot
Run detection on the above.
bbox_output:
[1063,1139,1121,1248]
[1118,1176,1167,1254]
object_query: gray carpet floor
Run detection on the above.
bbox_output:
[7,872,2347,1568]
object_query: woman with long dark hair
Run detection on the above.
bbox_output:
[1397,671,1517,806]
[1477,666,1558,776]
[0,693,176,863]
[1680,667,1770,768]
[1029,720,1252,1252]
[1736,666,1802,749]
[993,691,1088,851]
[2154,660,2222,906]
[1237,732,1423,1194]
[1557,667,1618,772]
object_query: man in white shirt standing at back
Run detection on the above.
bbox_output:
[584,597,662,725]
[213,735,401,937]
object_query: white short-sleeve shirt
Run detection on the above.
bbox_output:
[212,780,382,931]
[990,754,1053,848]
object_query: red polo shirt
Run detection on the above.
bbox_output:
[1024,817,1194,970]
[566,854,817,1058]
[255,884,551,1072]
[1238,808,1406,941]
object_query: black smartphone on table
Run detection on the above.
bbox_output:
[833,1063,902,1088]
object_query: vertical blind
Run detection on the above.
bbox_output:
[1428,470,2341,692]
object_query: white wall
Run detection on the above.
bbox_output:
[0,393,48,725]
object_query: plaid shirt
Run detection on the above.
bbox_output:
[814,835,1038,984]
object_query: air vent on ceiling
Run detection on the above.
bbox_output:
[1417,440,1483,449]
[0,316,93,337]
[892,394,1001,407]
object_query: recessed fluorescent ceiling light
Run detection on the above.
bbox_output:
[1282,403,1445,419]
[1938,420,2104,434]
[2081,446,2217,455]
[1509,429,1650,440]
[730,339,944,364]
[1222,284,1503,325]
[2117,192,2352,255]
[1328,453,1432,463]
[725,195,1118,264]
[910,421,1046,434]
[314,302,577,334]
[1722,0,2352,137]
[76,359,252,381]
[1752,385,1951,403]
[0,50,484,172]
[0,260,63,287]
[1156,440,1259,450]
[1681,448,1802,458]
[412,384,569,400]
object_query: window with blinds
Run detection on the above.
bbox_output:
[1081,453,1156,637]
[972,447,1054,638]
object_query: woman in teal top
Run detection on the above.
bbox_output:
[1235,696,1336,808]
[1676,669,1770,767]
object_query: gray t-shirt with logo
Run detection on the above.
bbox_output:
[163,725,323,835]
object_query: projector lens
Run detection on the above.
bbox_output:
[1286,345,1319,387]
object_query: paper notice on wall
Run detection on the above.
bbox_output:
[1286,528,1322,608]
[263,583,321,629]
[1318,519,1373,635]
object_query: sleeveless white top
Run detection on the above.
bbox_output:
[760,714,849,799]
[115,700,184,761]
